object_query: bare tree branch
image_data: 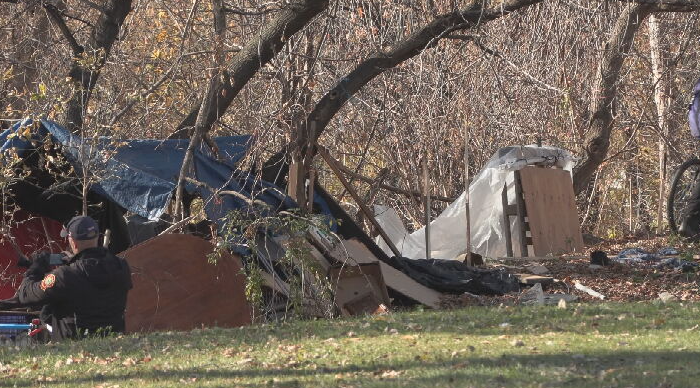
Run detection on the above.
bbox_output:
[169,0,329,139]
[43,3,84,56]
[262,0,545,181]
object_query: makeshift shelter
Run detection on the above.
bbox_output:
[0,118,307,331]
[1,119,525,336]
[374,146,576,260]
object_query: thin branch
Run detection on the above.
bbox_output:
[467,37,564,94]
[222,6,279,15]
[109,0,201,126]
[332,161,457,203]
[616,0,700,6]
[43,3,84,56]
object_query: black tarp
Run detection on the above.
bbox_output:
[386,257,520,295]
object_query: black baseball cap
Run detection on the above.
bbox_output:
[60,216,99,241]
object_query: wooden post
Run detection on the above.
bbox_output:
[307,168,316,212]
[463,126,472,263]
[423,151,431,260]
[318,146,402,258]
[287,161,307,211]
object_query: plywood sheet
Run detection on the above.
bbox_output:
[518,167,584,256]
[329,263,390,316]
[121,234,251,332]
[336,239,443,308]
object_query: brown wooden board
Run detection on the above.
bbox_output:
[328,263,390,316]
[334,239,443,308]
[516,274,554,285]
[121,234,251,332]
[518,167,584,256]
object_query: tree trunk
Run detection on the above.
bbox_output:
[174,0,227,219]
[649,14,670,232]
[55,0,133,133]
[572,3,654,194]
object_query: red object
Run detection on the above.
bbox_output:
[0,211,67,300]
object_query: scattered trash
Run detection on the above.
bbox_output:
[455,252,484,266]
[658,292,678,303]
[655,258,698,273]
[520,283,578,306]
[616,248,657,263]
[658,247,679,256]
[574,281,606,300]
[557,298,567,309]
[615,247,682,264]
[520,283,545,305]
[590,250,611,266]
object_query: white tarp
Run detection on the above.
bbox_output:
[374,145,576,260]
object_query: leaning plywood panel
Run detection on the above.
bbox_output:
[121,234,251,332]
[336,239,443,308]
[518,167,584,256]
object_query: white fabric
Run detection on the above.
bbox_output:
[374,145,576,260]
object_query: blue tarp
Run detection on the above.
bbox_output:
[0,119,328,224]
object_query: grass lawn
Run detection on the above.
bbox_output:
[1,302,700,387]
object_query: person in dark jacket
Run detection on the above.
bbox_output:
[17,216,132,341]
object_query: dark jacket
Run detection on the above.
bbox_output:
[17,247,132,340]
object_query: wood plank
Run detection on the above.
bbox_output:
[121,234,251,332]
[329,263,390,316]
[273,235,332,272]
[518,167,585,256]
[261,270,290,296]
[334,239,443,308]
[516,274,554,285]
[318,147,402,258]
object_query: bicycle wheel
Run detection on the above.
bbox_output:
[667,158,700,233]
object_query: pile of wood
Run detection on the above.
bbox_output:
[120,228,446,333]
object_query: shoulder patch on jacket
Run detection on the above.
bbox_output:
[40,273,56,291]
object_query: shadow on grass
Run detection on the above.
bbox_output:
[3,350,699,388]
[4,302,699,366]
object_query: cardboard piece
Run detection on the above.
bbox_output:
[333,239,443,308]
[121,234,251,332]
[328,263,390,316]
